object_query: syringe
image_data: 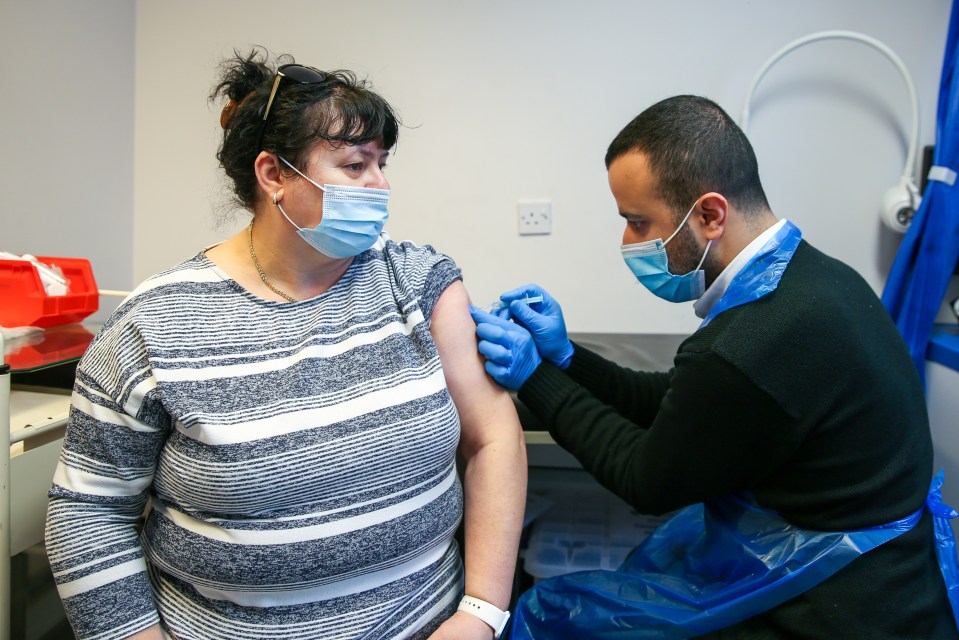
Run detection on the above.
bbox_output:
[486,295,544,313]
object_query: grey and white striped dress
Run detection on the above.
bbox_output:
[45,235,466,640]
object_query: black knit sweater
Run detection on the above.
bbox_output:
[518,241,957,638]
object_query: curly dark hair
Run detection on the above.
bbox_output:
[210,46,400,211]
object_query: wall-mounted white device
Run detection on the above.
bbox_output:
[741,30,922,233]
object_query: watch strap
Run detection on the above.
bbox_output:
[457,595,510,638]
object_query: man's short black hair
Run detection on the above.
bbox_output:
[605,95,770,219]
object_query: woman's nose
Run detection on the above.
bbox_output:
[367,167,390,190]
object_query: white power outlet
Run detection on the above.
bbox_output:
[518,201,552,235]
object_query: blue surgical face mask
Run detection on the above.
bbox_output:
[620,202,713,303]
[275,155,390,259]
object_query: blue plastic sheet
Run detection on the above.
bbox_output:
[508,492,925,639]
[881,1,959,384]
[929,470,959,622]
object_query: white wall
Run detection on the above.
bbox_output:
[0,0,135,322]
[131,0,950,334]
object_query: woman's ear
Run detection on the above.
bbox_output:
[697,192,728,241]
[254,151,285,204]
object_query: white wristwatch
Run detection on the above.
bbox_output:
[457,595,511,638]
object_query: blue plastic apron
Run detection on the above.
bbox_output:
[508,222,959,637]
[508,474,957,639]
[700,219,802,328]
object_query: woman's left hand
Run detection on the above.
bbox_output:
[427,611,494,640]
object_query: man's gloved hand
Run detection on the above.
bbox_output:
[496,284,574,369]
[469,305,543,390]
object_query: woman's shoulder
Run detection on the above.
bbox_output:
[374,233,453,262]
[100,252,230,328]
[361,234,462,314]
[366,233,460,277]
[127,251,226,300]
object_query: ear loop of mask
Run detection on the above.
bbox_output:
[271,157,317,231]
[666,200,713,274]
[664,202,697,245]
[278,155,326,192]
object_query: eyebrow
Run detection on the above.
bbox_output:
[618,211,640,220]
[353,146,390,160]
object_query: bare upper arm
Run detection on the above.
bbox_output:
[429,280,523,457]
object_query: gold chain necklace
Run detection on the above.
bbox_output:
[248,219,297,302]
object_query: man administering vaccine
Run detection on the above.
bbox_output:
[470,95,958,638]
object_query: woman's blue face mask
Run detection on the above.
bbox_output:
[620,202,713,303]
[275,155,390,259]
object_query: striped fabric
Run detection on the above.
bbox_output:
[45,235,466,640]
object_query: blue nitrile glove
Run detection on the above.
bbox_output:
[498,284,574,369]
[469,305,543,390]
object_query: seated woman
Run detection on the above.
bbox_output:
[45,47,526,640]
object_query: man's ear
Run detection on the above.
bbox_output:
[697,192,728,241]
[254,151,285,204]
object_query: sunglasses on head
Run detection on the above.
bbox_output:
[256,63,327,150]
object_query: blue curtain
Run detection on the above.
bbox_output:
[882,0,959,385]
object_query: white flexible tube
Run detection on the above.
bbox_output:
[741,30,921,182]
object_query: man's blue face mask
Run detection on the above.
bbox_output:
[275,155,389,259]
[620,201,713,303]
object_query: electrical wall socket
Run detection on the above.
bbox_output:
[518,201,552,235]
